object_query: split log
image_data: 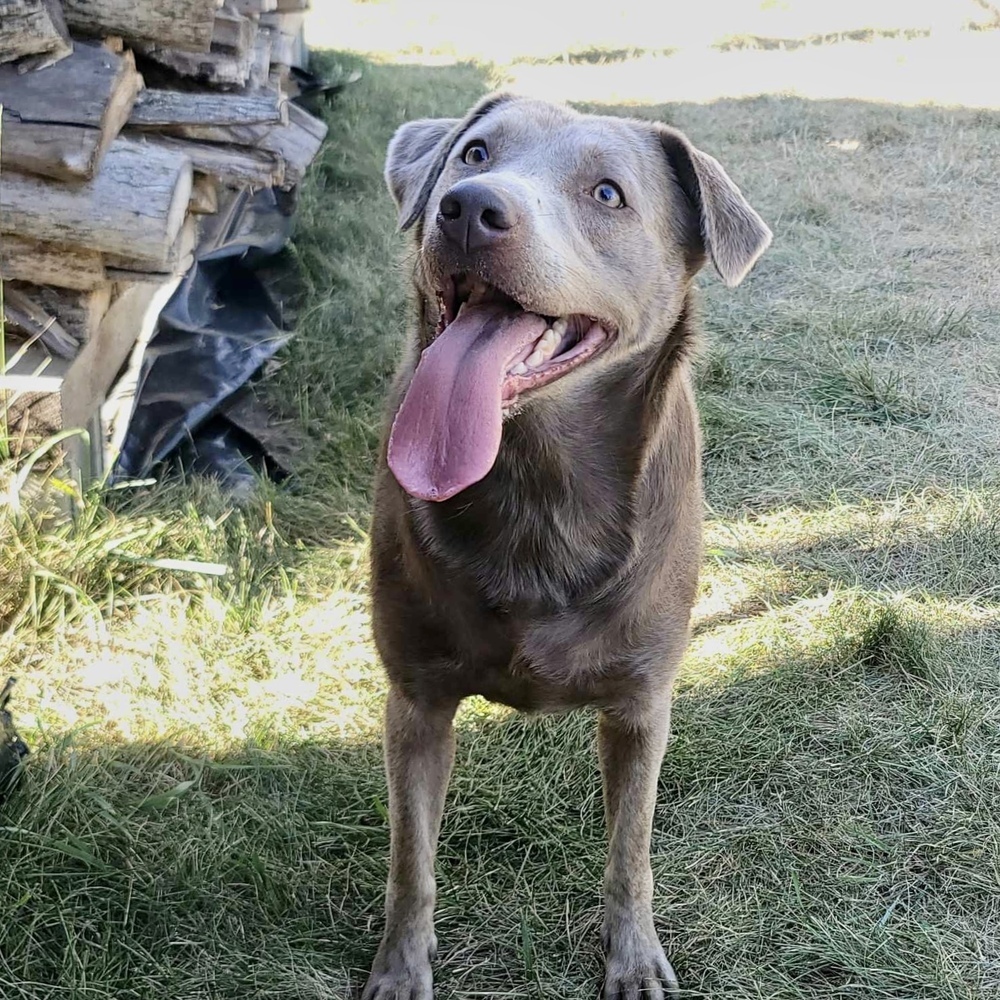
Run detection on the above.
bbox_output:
[0,0,72,69]
[0,234,108,291]
[148,102,325,188]
[0,42,142,181]
[1,279,181,455]
[2,286,79,359]
[136,134,284,188]
[104,216,196,279]
[134,5,259,86]
[61,0,215,51]
[188,174,219,214]
[268,64,290,93]
[64,281,181,431]
[128,87,285,128]
[0,138,193,264]
[212,9,256,54]
[231,0,277,12]
[246,31,271,89]
[137,42,253,88]
[8,282,113,345]
[259,23,300,69]
[265,103,326,187]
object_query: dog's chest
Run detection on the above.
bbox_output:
[418,444,635,612]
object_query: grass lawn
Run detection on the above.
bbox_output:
[2,13,1000,1000]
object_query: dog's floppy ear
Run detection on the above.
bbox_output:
[385,92,517,232]
[656,125,772,287]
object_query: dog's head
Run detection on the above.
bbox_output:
[384,94,771,502]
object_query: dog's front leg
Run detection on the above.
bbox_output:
[363,687,458,1000]
[598,692,679,1000]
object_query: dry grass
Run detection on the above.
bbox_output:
[2,10,1000,1000]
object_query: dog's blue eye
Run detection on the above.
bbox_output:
[463,141,489,165]
[592,181,624,208]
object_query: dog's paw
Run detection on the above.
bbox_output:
[361,937,435,1000]
[602,928,679,1000]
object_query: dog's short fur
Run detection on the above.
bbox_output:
[363,94,771,999]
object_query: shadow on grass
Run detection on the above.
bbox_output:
[1,588,995,999]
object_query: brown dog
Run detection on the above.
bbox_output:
[363,94,771,999]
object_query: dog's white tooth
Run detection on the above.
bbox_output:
[540,327,558,347]
[510,362,528,376]
[553,317,568,336]
[525,348,545,368]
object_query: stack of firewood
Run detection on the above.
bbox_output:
[0,0,323,476]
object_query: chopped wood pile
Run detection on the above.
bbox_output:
[0,0,323,479]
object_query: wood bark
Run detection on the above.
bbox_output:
[0,234,108,291]
[0,42,142,180]
[0,0,72,68]
[0,138,193,263]
[128,88,285,128]
[61,0,215,51]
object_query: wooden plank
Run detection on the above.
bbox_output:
[0,234,108,291]
[274,0,309,10]
[0,43,142,180]
[0,138,194,264]
[129,88,286,128]
[0,0,72,69]
[62,0,216,51]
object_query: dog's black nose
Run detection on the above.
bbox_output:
[438,181,518,252]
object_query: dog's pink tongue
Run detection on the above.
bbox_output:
[388,303,546,501]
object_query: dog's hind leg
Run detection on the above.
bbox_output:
[363,687,459,1000]
[598,690,679,1000]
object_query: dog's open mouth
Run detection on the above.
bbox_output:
[388,275,615,502]
[437,275,614,408]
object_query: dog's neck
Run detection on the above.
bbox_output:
[408,297,699,612]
